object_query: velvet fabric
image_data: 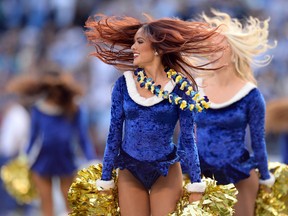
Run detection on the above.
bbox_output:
[26,105,96,176]
[279,133,288,164]
[114,146,179,189]
[194,88,271,184]
[101,74,201,184]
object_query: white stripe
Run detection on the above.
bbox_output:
[27,135,43,168]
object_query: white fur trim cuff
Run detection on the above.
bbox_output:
[185,182,206,193]
[96,179,115,190]
[259,173,275,187]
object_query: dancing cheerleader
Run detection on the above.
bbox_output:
[188,10,276,216]
[85,13,225,215]
[7,70,97,216]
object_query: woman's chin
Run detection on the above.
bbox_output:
[132,60,139,66]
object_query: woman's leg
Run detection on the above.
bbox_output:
[150,162,183,216]
[31,172,53,216]
[234,169,259,216]
[59,175,74,213]
[118,169,150,216]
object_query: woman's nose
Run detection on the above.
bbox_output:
[131,43,135,51]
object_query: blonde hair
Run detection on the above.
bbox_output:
[198,9,277,84]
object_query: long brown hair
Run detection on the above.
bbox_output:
[7,71,83,117]
[85,14,224,88]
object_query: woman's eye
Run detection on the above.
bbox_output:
[138,40,143,44]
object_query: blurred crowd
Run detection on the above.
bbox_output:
[0,0,287,215]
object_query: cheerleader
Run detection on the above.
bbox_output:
[188,10,276,216]
[85,13,224,215]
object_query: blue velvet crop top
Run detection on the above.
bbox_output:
[101,71,202,183]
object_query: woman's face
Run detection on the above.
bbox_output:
[208,36,232,68]
[209,36,233,69]
[131,28,156,67]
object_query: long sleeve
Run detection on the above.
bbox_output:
[75,106,96,160]
[25,107,39,154]
[101,77,125,180]
[248,89,270,180]
[177,108,201,183]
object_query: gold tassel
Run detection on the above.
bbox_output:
[170,177,238,216]
[0,155,38,204]
[255,162,288,216]
[67,163,119,216]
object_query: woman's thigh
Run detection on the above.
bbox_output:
[150,162,183,216]
[59,175,74,211]
[118,169,150,216]
[31,172,53,216]
[234,169,259,216]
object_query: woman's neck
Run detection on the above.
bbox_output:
[143,64,166,82]
[207,65,243,86]
[44,97,61,107]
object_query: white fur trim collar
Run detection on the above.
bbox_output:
[123,71,175,106]
[196,78,256,109]
[36,100,63,115]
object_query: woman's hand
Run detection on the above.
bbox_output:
[189,192,203,203]
[260,184,272,193]
[98,189,113,196]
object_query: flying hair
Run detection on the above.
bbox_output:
[198,9,277,84]
[85,13,225,86]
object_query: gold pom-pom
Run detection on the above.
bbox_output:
[67,163,119,216]
[200,178,238,215]
[0,155,38,204]
[255,162,288,216]
[170,177,238,215]
[170,200,212,216]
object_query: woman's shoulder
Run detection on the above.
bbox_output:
[245,86,265,103]
[114,72,128,88]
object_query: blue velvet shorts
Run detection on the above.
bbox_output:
[200,150,257,185]
[114,147,180,189]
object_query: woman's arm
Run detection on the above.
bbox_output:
[25,107,39,154]
[177,108,206,193]
[248,89,274,186]
[75,106,96,160]
[101,77,125,181]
